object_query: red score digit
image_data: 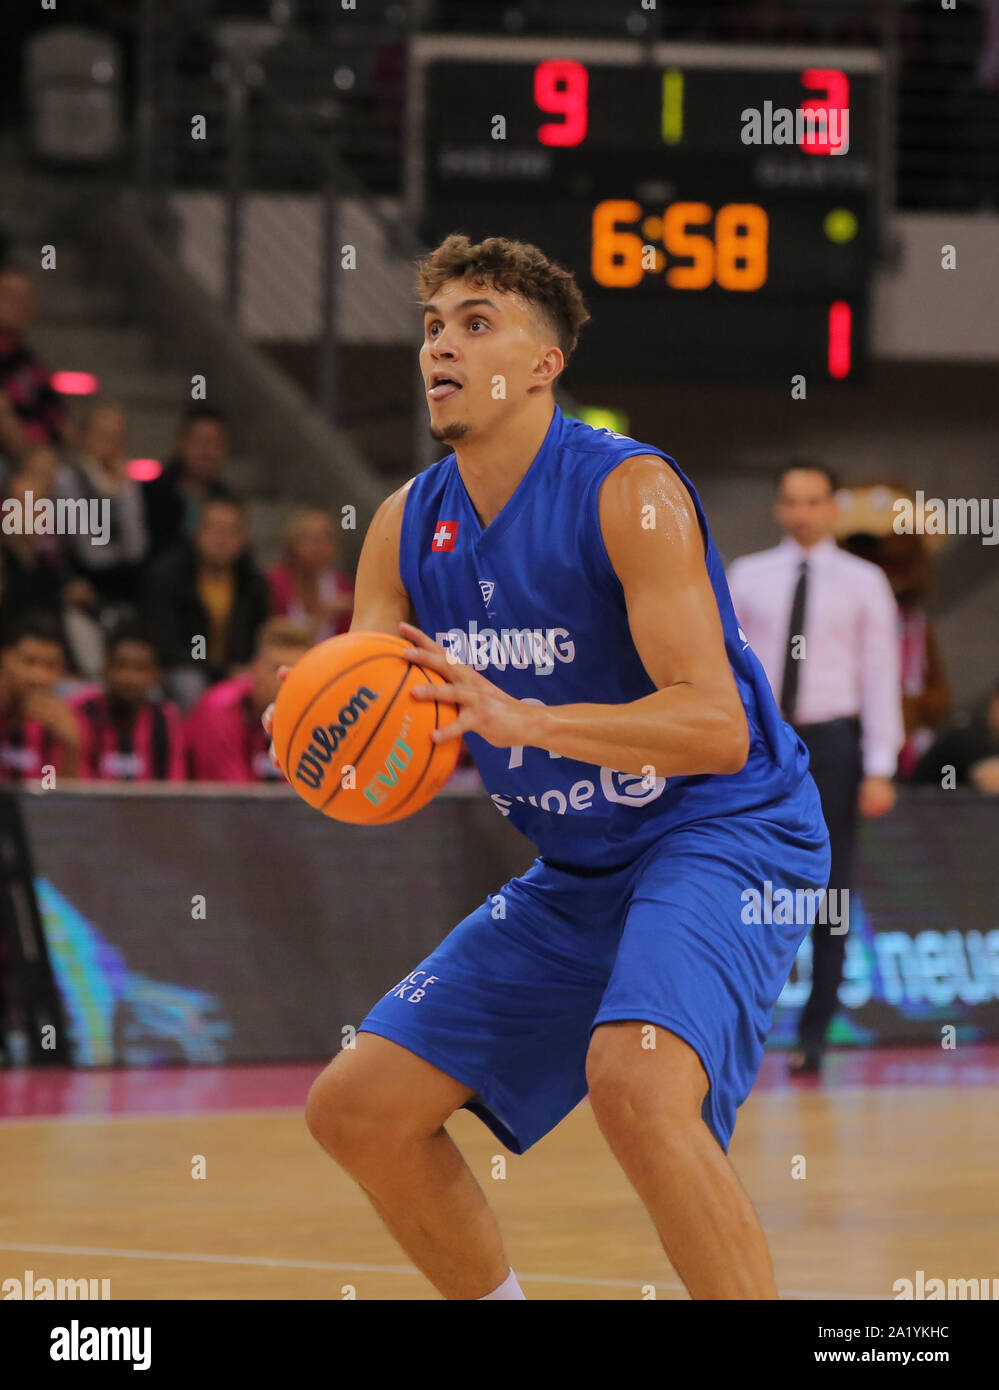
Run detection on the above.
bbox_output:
[534,59,588,147]
[828,301,852,377]
[799,68,849,156]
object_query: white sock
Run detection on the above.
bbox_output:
[477,1267,526,1300]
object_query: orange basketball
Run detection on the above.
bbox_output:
[271,631,462,824]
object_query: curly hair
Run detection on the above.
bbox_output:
[414,234,591,368]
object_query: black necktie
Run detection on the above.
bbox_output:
[780,559,808,723]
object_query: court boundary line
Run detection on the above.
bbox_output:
[0,1240,874,1299]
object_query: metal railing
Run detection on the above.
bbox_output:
[132,2,428,468]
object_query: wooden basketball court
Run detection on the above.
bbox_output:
[2,1050,996,1300]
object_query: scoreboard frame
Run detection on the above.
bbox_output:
[405,35,891,384]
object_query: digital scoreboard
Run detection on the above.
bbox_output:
[407,37,887,383]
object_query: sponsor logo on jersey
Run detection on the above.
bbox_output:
[478,579,495,606]
[434,622,575,675]
[489,764,668,818]
[388,969,440,1004]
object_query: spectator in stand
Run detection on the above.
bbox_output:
[142,496,269,709]
[142,404,235,557]
[69,627,185,782]
[57,402,148,614]
[0,265,65,466]
[912,678,999,796]
[0,466,76,624]
[268,508,354,640]
[20,441,59,493]
[837,489,950,778]
[186,617,313,781]
[0,464,106,680]
[868,529,949,778]
[0,612,81,779]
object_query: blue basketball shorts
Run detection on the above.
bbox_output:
[359,781,830,1155]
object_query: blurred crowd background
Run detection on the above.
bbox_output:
[0,0,996,791]
[0,313,358,782]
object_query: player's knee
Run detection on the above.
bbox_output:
[304,1063,389,1171]
[585,1054,645,1125]
[585,1023,707,1128]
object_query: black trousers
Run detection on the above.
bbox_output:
[793,716,864,1049]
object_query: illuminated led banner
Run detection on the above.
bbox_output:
[14,786,999,1066]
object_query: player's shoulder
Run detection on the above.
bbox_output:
[561,420,683,495]
[596,451,689,513]
[596,454,703,571]
[367,475,418,542]
[377,461,449,522]
[562,414,665,464]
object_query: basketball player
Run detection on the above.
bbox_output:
[264,235,830,1300]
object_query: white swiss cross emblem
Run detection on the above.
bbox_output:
[431,520,458,552]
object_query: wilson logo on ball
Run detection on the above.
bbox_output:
[295,685,380,790]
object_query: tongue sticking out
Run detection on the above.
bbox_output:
[429,381,461,402]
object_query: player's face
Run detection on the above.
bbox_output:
[420,279,558,443]
[106,642,159,704]
[775,470,838,547]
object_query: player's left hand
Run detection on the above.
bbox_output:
[858,775,897,818]
[400,621,540,750]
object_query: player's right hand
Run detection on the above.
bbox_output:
[262,666,290,772]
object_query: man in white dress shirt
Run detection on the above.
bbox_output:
[727,463,904,1074]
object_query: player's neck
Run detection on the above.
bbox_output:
[453,398,556,529]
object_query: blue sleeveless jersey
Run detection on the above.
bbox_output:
[399,404,811,870]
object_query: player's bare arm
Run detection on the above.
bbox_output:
[405,454,750,779]
[348,480,415,635]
